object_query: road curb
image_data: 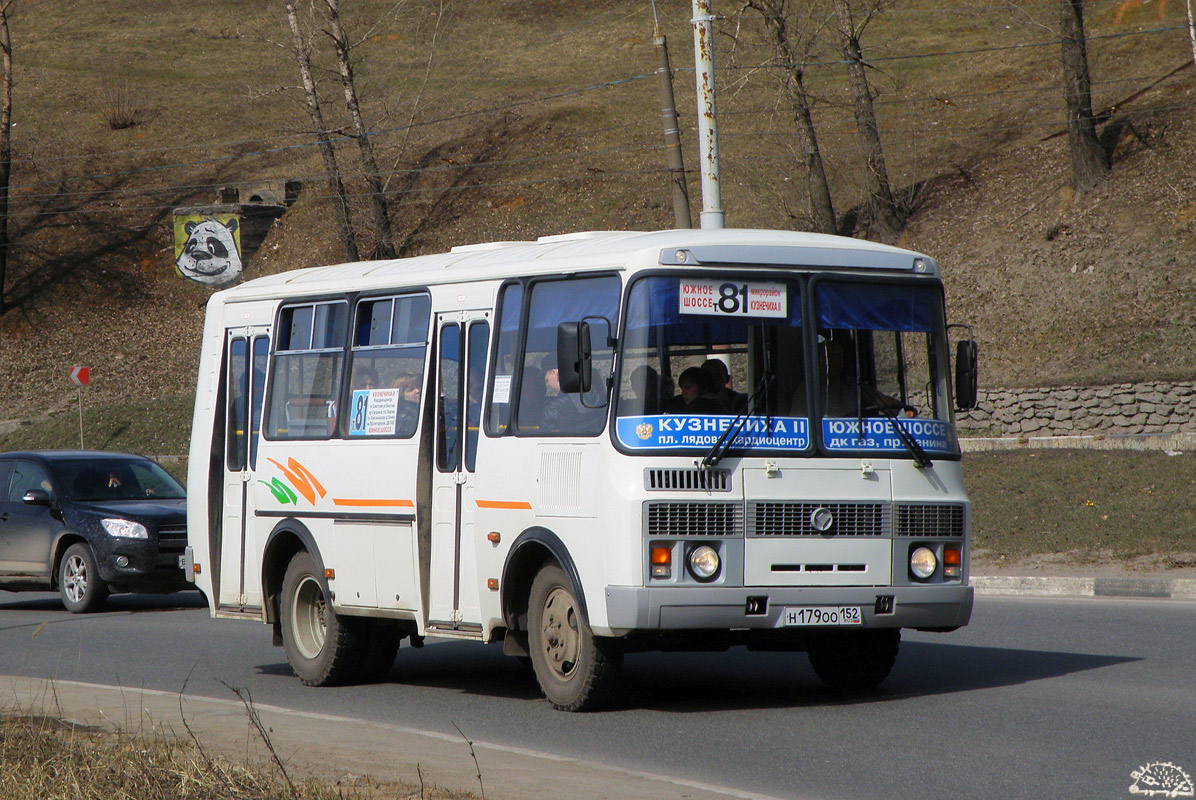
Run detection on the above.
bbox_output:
[0,676,790,800]
[972,575,1196,601]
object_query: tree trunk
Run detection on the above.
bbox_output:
[324,0,396,259]
[0,3,12,313]
[285,1,359,262]
[1059,0,1109,193]
[831,0,903,236]
[751,0,836,234]
[1188,0,1196,70]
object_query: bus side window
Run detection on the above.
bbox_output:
[516,275,619,437]
[465,320,489,472]
[344,293,431,439]
[486,282,523,436]
[265,301,348,440]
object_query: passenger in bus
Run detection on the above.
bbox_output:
[629,365,662,415]
[821,338,858,417]
[700,358,747,413]
[540,362,594,432]
[353,365,379,391]
[665,366,721,414]
[518,365,546,428]
[392,372,422,436]
[820,337,915,418]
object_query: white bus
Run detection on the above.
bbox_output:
[186,228,979,710]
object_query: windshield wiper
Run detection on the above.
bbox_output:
[862,385,932,469]
[699,372,775,470]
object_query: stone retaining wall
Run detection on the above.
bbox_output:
[958,381,1196,437]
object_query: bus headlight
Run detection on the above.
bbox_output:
[909,546,937,580]
[687,545,721,582]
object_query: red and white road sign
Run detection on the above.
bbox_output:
[69,366,90,386]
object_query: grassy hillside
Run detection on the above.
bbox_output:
[1,1,1194,542]
[3,0,1195,420]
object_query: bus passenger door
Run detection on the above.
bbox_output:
[218,329,270,612]
[428,312,489,629]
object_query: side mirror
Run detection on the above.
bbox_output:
[955,340,979,411]
[557,321,592,394]
[22,489,51,506]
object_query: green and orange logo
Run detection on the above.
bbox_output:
[260,458,327,506]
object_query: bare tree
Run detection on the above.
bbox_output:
[1059,0,1108,193]
[1188,0,1196,69]
[285,1,359,262]
[0,2,12,313]
[742,0,837,233]
[324,0,396,259]
[830,0,904,236]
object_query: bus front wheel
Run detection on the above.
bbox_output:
[280,552,361,686]
[807,629,900,691]
[527,564,622,711]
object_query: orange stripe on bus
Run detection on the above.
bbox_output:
[331,498,415,508]
[476,499,533,510]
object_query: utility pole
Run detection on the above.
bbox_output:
[691,0,725,229]
[651,0,692,229]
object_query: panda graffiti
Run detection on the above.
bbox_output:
[175,217,243,286]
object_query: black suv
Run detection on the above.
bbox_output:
[0,451,190,612]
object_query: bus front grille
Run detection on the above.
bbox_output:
[747,502,889,538]
[646,502,744,538]
[644,468,732,492]
[895,503,966,537]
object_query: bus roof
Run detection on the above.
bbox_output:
[213,228,938,303]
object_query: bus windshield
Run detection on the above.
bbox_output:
[614,273,958,458]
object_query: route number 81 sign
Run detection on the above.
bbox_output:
[678,279,787,318]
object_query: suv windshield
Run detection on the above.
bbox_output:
[54,459,186,502]
[614,273,958,459]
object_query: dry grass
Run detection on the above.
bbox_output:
[966,449,1196,566]
[0,712,328,800]
[0,709,467,800]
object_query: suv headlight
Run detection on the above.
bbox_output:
[101,518,148,539]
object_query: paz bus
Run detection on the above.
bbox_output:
[185,228,979,711]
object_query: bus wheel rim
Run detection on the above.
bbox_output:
[292,575,327,660]
[541,587,580,678]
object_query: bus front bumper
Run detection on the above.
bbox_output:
[602,583,973,635]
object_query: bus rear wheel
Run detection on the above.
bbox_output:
[807,629,900,691]
[527,564,622,711]
[280,552,361,686]
[353,621,402,683]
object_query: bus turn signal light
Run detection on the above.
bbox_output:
[943,546,961,579]
[650,545,672,579]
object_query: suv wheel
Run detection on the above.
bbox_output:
[59,543,109,613]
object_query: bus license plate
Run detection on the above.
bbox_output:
[782,606,862,627]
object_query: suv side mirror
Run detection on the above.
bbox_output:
[557,321,592,394]
[22,489,51,506]
[955,340,979,411]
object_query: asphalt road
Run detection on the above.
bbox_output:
[1,589,1193,800]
